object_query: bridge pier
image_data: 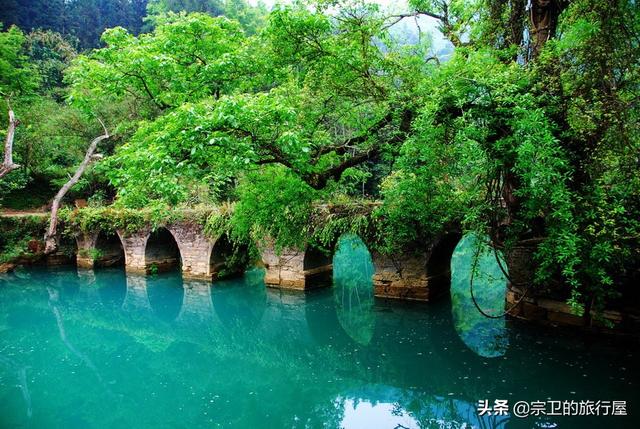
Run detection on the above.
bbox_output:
[371,233,461,302]
[168,223,214,280]
[261,245,332,290]
[75,231,99,269]
[371,251,431,301]
[119,228,151,274]
[176,280,215,324]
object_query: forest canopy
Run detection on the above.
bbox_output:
[1,0,639,316]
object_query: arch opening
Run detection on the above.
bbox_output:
[303,246,332,271]
[145,228,182,274]
[426,232,463,297]
[450,233,508,358]
[332,234,375,346]
[209,235,249,280]
[94,231,125,268]
[303,245,333,288]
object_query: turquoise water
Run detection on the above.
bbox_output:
[0,236,638,428]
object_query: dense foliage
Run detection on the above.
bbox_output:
[0,0,266,49]
[1,0,639,315]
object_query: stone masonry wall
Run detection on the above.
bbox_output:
[167,222,214,280]
[118,228,150,274]
[261,245,332,290]
[505,241,639,332]
[75,231,99,269]
[371,251,431,301]
[117,223,215,279]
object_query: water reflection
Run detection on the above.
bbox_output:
[122,274,152,314]
[450,234,508,358]
[95,268,127,308]
[334,391,510,429]
[339,397,420,429]
[333,234,375,346]
[146,270,184,322]
[0,267,637,429]
[176,279,215,325]
[211,267,266,329]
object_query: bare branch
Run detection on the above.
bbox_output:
[44,121,110,254]
[382,6,466,48]
[0,106,21,179]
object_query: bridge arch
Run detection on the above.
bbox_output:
[94,230,125,268]
[209,234,248,280]
[424,232,463,299]
[144,227,182,274]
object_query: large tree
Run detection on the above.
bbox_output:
[66,0,640,315]
[392,0,640,314]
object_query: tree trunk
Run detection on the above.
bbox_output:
[529,0,567,58]
[44,121,109,254]
[0,108,20,179]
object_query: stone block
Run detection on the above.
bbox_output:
[522,302,547,320]
[77,257,94,269]
[537,298,572,314]
[547,310,586,327]
[374,283,429,301]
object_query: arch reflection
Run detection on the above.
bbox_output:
[332,234,375,346]
[95,268,127,308]
[211,267,267,329]
[146,271,184,322]
[450,234,508,358]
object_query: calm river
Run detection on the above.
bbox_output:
[0,236,637,428]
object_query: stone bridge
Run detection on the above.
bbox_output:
[72,219,461,302]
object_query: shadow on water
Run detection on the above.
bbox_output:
[450,234,509,358]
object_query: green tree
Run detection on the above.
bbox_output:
[63,0,640,315]
[0,25,40,97]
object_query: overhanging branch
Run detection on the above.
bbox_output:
[44,119,110,254]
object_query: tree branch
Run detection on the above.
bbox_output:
[0,107,21,179]
[305,109,413,189]
[383,5,466,48]
[310,112,394,162]
[44,119,110,254]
